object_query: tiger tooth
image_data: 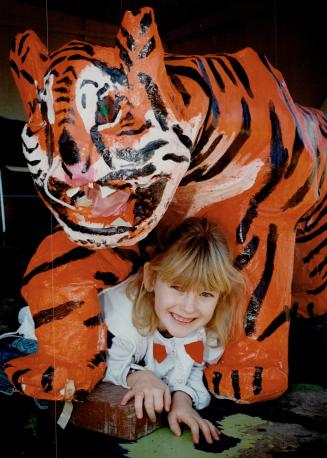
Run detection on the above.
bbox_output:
[88,183,94,189]
[100,185,116,198]
[111,217,132,227]
[76,195,92,207]
[66,187,80,197]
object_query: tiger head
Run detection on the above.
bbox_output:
[10,8,204,248]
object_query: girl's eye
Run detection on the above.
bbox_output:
[170,285,181,291]
[200,291,215,298]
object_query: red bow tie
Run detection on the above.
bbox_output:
[153,340,204,364]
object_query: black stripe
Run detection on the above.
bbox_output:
[138,37,155,59]
[307,279,327,295]
[186,133,223,172]
[231,370,241,399]
[115,139,168,163]
[94,271,119,286]
[172,124,193,150]
[139,11,152,35]
[165,65,211,98]
[299,206,327,234]
[118,120,152,136]
[54,87,69,93]
[41,366,54,392]
[34,300,84,328]
[83,313,104,327]
[57,76,73,86]
[26,159,40,167]
[115,38,132,70]
[303,238,327,263]
[18,32,29,56]
[300,193,327,224]
[282,170,315,211]
[234,236,259,270]
[309,257,327,278]
[185,97,251,184]
[213,57,237,84]
[206,58,225,91]
[162,153,189,163]
[284,129,305,179]
[212,371,222,395]
[59,127,80,165]
[11,368,31,392]
[237,102,288,243]
[167,72,191,106]
[138,72,168,131]
[48,55,67,72]
[120,26,136,51]
[21,246,94,286]
[56,96,70,103]
[223,55,254,98]
[319,124,327,139]
[50,43,94,59]
[257,308,290,341]
[296,223,327,244]
[63,66,77,79]
[253,367,263,395]
[245,224,277,336]
[22,137,38,153]
[88,350,107,368]
[21,69,34,85]
[21,46,29,64]
[9,59,20,77]
[65,58,128,87]
[188,125,215,166]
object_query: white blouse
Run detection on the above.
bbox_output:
[99,277,224,410]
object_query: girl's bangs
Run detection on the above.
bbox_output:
[156,247,229,293]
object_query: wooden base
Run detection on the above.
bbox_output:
[52,382,162,440]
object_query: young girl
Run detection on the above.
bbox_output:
[100,217,246,444]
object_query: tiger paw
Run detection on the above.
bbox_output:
[204,364,289,403]
[4,353,106,401]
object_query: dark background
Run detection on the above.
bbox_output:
[20,0,326,108]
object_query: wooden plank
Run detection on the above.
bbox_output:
[51,382,162,440]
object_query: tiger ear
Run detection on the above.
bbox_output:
[116,7,165,77]
[9,30,48,118]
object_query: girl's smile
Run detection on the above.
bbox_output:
[170,312,196,324]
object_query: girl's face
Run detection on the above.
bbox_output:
[152,277,219,338]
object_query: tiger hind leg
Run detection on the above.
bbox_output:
[292,194,327,318]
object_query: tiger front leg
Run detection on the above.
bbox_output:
[4,231,139,401]
[204,325,289,403]
[203,220,295,403]
[5,284,107,401]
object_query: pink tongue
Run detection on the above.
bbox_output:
[91,190,130,217]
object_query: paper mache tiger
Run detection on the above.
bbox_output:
[4,7,327,403]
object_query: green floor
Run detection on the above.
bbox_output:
[2,384,326,457]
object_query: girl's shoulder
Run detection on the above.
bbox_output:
[99,275,141,342]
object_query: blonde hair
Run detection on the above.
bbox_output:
[131,217,246,346]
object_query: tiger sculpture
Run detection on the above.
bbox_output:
[4,7,327,403]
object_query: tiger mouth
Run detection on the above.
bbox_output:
[43,176,169,231]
